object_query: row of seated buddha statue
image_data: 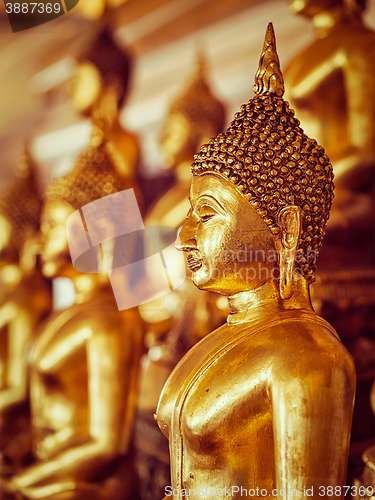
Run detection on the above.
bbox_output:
[0,27,144,500]
[0,0,374,497]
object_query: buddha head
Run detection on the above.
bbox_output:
[160,54,226,169]
[70,27,132,117]
[177,23,334,300]
[0,150,42,272]
[41,135,131,279]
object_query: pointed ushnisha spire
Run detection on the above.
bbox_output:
[167,48,226,136]
[253,22,284,97]
[195,46,207,80]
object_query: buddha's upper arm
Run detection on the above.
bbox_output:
[270,340,355,495]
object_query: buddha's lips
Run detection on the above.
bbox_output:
[186,251,203,272]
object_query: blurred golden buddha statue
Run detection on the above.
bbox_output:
[70,27,139,181]
[0,150,52,469]
[284,0,374,254]
[1,131,143,500]
[156,24,356,498]
[147,52,226,228]
[135,55,227,500]
[284,0,374,193]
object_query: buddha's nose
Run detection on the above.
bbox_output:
[175,217,197,252]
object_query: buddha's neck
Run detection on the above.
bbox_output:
[227,278,313,325]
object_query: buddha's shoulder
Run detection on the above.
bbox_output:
[241,310,354,375]
[221,309,349,361]
[39,296,136,339]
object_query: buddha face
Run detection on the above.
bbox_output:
[70,61,102,114]
[176,173,276,295]
[160,113,195,169]
[40,201,75,278]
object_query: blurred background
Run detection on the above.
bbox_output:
[1,0,373,189]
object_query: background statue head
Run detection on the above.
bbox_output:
[178,24,334,300]
[160,53,226,169]
[0,149,42,270]
[41,131,132,279]
[71,27,132,116]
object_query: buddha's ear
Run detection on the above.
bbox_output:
[275,205,301,299]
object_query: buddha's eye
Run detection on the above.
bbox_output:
[198,205,217,223]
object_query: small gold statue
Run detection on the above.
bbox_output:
[2,134,143,500]
[70,27,140,181]
[0,150,52,469]
[156,23,356,498]
[135,56,227,500]
[147,52,226,229]
[284,0,375,192]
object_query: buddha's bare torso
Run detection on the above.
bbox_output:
[157,307,355,499]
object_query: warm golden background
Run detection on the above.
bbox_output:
[1,0,374,189]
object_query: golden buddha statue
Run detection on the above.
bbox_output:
[0,150,52,469]
[71,27,139,181]
[156,24,356,499]
[135,56,227,500]
[1,132,143,500]
[147,53,226,229]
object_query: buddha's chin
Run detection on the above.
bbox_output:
[191,266,214,291]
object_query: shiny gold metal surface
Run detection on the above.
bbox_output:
[0,135,143,500]
[156,23,356,499]
[0,151,52,468]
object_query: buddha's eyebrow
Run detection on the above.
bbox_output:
[195,195,225,214]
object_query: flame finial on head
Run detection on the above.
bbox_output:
[166,48,226,138]
[253,22,284,97]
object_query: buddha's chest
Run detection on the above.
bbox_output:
[31,308,87,369]
[158,323,273,450]
[182,351,272,455]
